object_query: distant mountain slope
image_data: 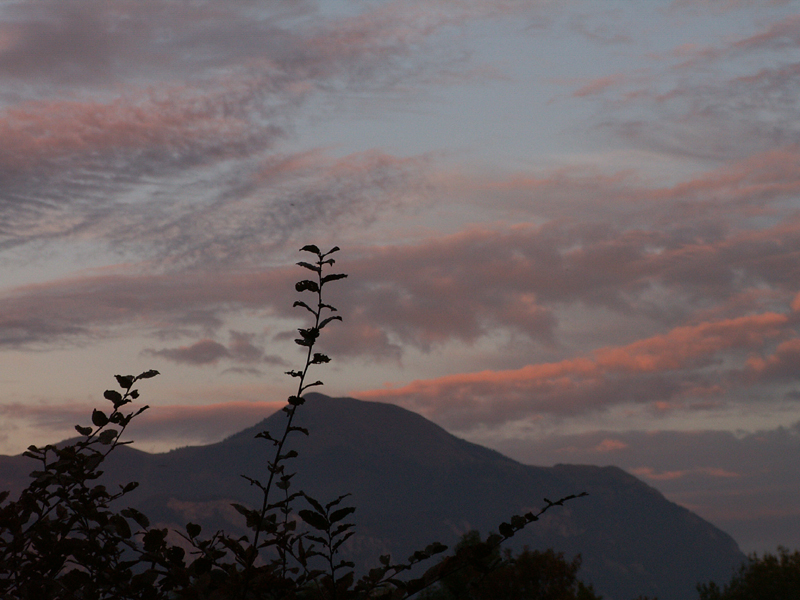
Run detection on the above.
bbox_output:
[1,393,744,600]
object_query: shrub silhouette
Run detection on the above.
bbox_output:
[697,547,800,600]
[418,531,602,600]
[0,245,585,599]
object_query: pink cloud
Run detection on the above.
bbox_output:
[0,88,268,173]
[356,310,792,427]
[732,13,800,52]
[743,338,800,381]
[572,74,628,98]
[591,438,628,453]
[630,466,741,481]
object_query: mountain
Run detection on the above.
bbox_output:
[1,393,744,600]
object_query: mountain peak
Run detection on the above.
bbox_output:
[1,392,744,600]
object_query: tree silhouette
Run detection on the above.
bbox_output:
[418,531,601,600]
[697,547,800,600]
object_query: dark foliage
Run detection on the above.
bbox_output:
[697,547,800,600]
[418,531,602,600]
[0,245,585,599]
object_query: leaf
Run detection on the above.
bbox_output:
[319,316,343,330]
[329,506,356,524]
[85,453,103,471]
[121,507,150,529]
[186,522,201,538]
[295,280,319,293]
[297,261,321,273]
[311,353,330,364]
[136,369,160,379]
[115,374,135,389]
[231,503,252,517]
[121,481,139,494]
[300,380,323,392]
[498,522,514,538]
[321,273,348,285]
[298,509,329,531]
[75,425,93,436]
[510,514,526,529]
[426,542,447,555]
[142,528,167,552]
[92,409,109,427]
[303,495,326,515]
[231,503,261,528]
[293,300,317,315]
[98,429,118,445]
[297,327,319,342]
[111,514,132,538]
[288,426,309,436]
[300,244,321,254]
[104,389,123,403]
[325,246,341,255]
[288,395,305,406]
[326,493,352,510]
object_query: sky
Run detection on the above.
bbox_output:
[1,0,800,555]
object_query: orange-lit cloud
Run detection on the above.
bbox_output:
[356,310,795,427]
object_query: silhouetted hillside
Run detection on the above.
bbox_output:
[1,393,744,600]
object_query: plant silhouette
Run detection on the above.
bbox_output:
[697,547,800,600]
[0,245,586,599]
[418,531,602,600]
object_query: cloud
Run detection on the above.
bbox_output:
[0,398,285,455]
[146,339,231,366]
[571,74,628,97]
[355,310,795,428]
[0,0,534,261]
[628,466,740,481]
[565,12,800,161]
[0,266,297,347]
[3,181,800,358]
[144,331,272,367]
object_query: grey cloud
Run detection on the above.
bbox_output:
[327,216,800,356]
[0,267,295,348]
[142,330,293,369]
[578,12,800,161]
[145,339,231,365]
[0,0,489,262]
[0,0,314,85]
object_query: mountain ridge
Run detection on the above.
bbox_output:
[1,393,744,600]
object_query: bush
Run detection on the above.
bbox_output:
[0,245,585,599]
[697,547,800,600]
[418,531,602,600]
